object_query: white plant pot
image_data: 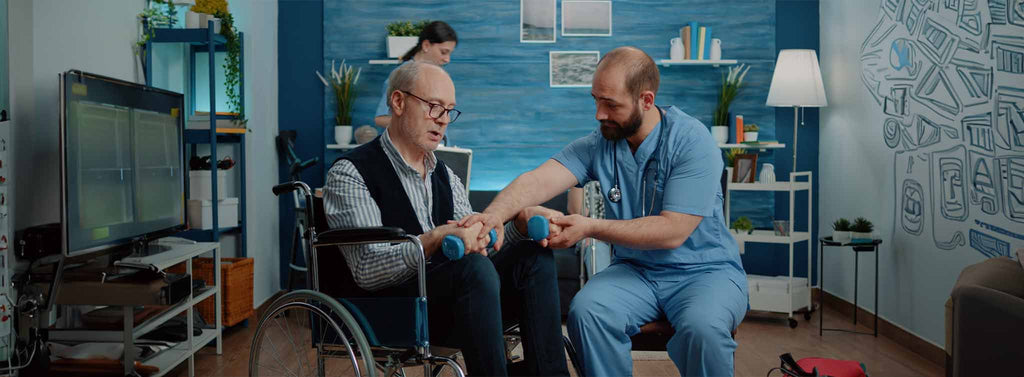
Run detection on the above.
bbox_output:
[335,125,353,145]
[744,131,758,142]
[199,13,212,28]
[832,231,852,243]
[186,11,200,28]
[211,17,222,34]
[851,232,874,241]
[711,126,729,144]
[387,36,419,59]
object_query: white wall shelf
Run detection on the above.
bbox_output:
[718,142,786,151]
[726,171,813,328]
[369,59,401,65]
[728,181,811,192]
[659,59,738,67]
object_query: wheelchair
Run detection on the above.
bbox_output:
[250,181,567,377]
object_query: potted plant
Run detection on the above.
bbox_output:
[832,218,852,243]
[712,64,750,140]
[731,216,754,235]
[316,60,361,145]
[386,20,429,59]
[743,123,759,142]
[723,148,743,181]
[851,217,875,242]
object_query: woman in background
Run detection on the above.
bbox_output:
[374,21,458,129]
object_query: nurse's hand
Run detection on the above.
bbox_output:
[456,212,506,250]
[548,215,592,249]
[515,206,564,248]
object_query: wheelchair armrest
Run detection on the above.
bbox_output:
[314,227,409,246]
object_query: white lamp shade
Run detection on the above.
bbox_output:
[766,49,828,107]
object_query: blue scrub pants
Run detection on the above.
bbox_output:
[567,261,748,377]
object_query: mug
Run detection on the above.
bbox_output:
[670,38,684,61]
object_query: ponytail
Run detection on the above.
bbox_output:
[400,21,458,62]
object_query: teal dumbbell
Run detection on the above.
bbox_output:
[527,215,549,241]
[442,228,497,260]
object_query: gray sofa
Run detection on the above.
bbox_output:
[945,256,1024,377]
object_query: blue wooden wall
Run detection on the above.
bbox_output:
[323,0,778,195]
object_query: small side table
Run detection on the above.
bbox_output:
[819,236,882,336]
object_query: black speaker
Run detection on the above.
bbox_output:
[15,223,61,260]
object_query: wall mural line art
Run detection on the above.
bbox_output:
[862,0,1024,259]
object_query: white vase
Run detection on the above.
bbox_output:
[711,126,729,144]
[199,13,212,28]
[186,11,201,28]
[211,17,222,34]
[335,125,353,145]
[759,163,775,183]
[710,38,722,60]
[744,131,758,142]
[387,36,419,59]
[833,231,852,243]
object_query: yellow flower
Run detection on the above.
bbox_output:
[191,0,228,14]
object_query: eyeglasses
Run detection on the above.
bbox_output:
[401,90,461,123]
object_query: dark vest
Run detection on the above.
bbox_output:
[318,137,455,297]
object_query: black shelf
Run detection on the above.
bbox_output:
[151,28,227,46]
[180,226,242,242]
[184,129,245,144]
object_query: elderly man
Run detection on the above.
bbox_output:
[323,61,570,377]
[461,47,748,376]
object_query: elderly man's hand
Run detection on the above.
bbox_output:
[548,215,593,249]
[456,212,506,250]
[516,206,564,248]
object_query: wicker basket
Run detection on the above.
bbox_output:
[169,257,254,326]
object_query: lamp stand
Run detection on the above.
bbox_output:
[792,106,799,173]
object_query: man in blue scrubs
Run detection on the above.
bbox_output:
[461,46,748,376]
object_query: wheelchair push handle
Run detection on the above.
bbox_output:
[442,229,497,261]
[272,181,313,198]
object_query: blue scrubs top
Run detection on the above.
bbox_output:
[552,106,743,279]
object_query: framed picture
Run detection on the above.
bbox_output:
[550,51,600,88]
[562,1,612,37]
[732,154,758,183]
[521,0,556,43]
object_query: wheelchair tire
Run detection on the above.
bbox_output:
[249,290,377,377]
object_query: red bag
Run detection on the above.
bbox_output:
[773,353,868,377]
[796,358,867,377]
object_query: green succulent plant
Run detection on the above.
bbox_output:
[387,20,431,36]
[832,218,851,231]
[724,148,744,167]
[744,123,759,132]
[731,216,753,233]
[851,217,874,233]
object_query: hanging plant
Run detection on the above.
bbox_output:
[214,10,245,125]
[135,1,172,59]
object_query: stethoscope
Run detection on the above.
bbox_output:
[607,106,667,217]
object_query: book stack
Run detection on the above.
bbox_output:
[679,22,713,60]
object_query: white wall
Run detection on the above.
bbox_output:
[9,0,280,308]
[820,0,1024,346]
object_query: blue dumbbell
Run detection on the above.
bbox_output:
[442,228,497,260]
[527,215,549,241]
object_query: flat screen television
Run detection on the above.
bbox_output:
[59,70,186,257]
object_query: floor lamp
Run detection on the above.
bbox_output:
[766,49,828,173]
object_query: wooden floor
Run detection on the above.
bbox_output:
[166,306,943,376]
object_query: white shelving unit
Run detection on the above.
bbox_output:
[658,59,738,67]
[718,142,786,152]
[49,242,222,376]
[725,171,813,327]
[369,59,401,65]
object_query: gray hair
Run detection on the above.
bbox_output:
[385,61,426,113]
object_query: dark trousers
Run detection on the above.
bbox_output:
[379,241,570,377]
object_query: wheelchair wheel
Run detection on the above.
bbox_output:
[249,290,377,377]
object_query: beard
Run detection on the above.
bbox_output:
[600,105,644,140]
